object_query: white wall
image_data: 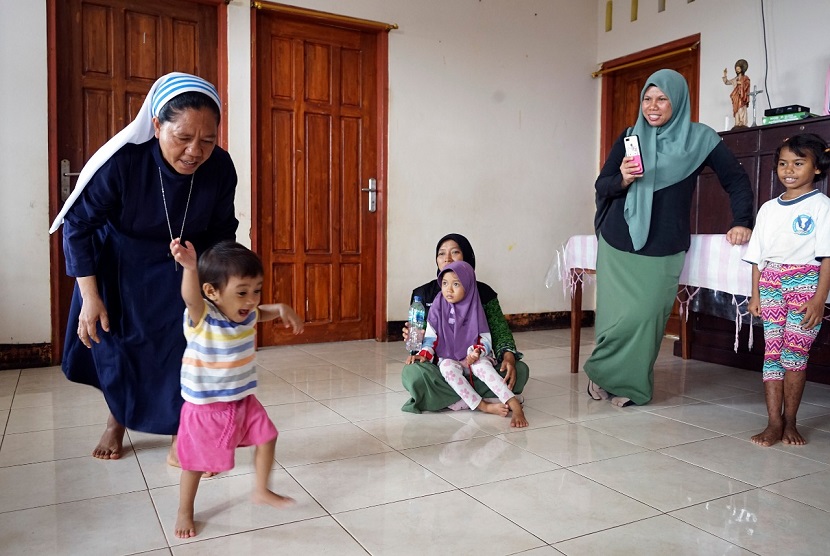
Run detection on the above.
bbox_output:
[0,0,50,343]
[597,0,830,129]
[228,0,600,321]
[8,0,829,346]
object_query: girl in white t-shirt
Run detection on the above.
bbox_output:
[744,133,830,448]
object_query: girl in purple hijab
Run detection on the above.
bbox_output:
[407,261,528,427]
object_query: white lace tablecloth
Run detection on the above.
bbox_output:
[559,234,752,296]
[555,234,754,351]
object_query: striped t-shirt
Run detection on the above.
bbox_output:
[180,300,258,404]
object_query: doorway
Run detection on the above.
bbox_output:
[253,6,390,345]
[47,0,224,362]
[598,34,701,161]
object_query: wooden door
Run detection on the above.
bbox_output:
[254,12,381,346]
[600,36,700,160]
[49,0,221,362]
[598,36,700,337]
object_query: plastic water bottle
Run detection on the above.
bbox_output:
[405,296,426,354]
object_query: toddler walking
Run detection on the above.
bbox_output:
[744,133,830,447]
[407,260,528,427]
[170,239,304,538]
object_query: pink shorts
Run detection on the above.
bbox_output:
[177,395,278,473]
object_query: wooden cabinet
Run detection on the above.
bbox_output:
[678,116,830,384]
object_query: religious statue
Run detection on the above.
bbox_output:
[723,59,750,128]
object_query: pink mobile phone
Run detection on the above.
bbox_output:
[624,135,643,174]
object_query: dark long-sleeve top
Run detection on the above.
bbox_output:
[59,137,238,435]
[594,130,754,257]
[63,138,238,276]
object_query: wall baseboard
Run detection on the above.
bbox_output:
[0,343,53,371]
[384,311,594,342]
[3,311,595,368]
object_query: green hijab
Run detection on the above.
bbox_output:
[624,69,721,251]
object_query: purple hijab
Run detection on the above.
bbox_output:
[428,261,490,360]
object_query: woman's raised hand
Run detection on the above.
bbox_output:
[620,156,643,187]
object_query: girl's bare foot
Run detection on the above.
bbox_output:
[252,489,295,508]
[174,509,197,539]
[507,398,528,428]
[478,400,509,417]
[93,414,125,460]
[751,422,783,447]
[782,421,806,445]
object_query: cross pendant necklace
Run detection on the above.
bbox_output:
[159,167,194,271]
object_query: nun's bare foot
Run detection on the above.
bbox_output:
[92,414,125,460]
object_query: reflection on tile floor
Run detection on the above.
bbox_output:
[1,330,830,555]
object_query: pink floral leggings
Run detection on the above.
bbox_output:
[438,358,515,410]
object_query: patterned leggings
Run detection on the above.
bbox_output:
[439,358,515,409]
[759,262,821,381]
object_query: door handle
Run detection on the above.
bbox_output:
[60,159,80,202]
[360,178,377,213]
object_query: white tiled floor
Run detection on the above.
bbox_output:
[2,329,830,555]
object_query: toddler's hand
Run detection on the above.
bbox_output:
[170,238,197,270]
[277,304,304,334]
[406,354,426,365]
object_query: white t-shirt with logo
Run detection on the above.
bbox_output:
[743,189,830,270]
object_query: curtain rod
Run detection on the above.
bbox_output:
[251,1,398,32]
[591,42,699,78]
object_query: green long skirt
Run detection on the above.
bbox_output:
[583,235,685,405]
[401,360,530,413]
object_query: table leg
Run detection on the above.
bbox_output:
[678,287,692,359]
[570,269,583,374]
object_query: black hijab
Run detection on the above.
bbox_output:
[435,233,476,270]
[410,233,497,312]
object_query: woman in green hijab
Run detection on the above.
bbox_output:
[585,69,754,407]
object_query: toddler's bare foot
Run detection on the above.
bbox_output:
[751,423,783,447]
[167,442,216,477]
[478,400,509,417]
[166,445,180,468]
[782,421,806,445]
[252,489,295,508]
[92,414,125,460]
[507,397,528,428]
[174,509,197,539]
